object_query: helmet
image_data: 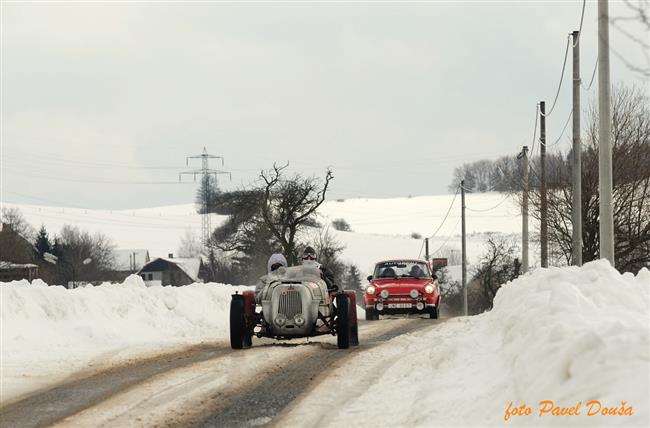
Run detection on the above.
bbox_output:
[267,253,287,273]
[301,246,317,261]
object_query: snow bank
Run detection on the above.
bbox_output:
[318,261,650,427]
[0,276,251,402]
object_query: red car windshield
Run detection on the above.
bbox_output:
[373,261,429,279]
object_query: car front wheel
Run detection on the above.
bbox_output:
[428,307,438,319]
[365,307,380,321]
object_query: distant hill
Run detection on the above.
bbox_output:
[3,192,530,278]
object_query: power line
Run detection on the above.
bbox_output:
[417,239,425,259]
[544,109,574,148]
[430,216,462,257]
[465,193,512,212]
[541,35,571,118]
[426,186,460,240]
[572,0,587,48]
[530,103,540,156]
[4,148,182,170]
[2,165,194,185]
[582,55,599,91]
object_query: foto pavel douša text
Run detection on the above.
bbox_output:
[504,400,634,421]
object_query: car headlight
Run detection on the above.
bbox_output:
[379,289,390,299]
[275,315,287,326]
[294,314,305,326]
[366,285,376,295]
[409,289,419,299]
[424,284,434,294]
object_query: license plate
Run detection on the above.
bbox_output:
[387,303,412,309]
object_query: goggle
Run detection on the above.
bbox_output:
[302,254,316,261]
[270,263,284,271]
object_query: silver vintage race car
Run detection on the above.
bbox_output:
[230,265,359,349]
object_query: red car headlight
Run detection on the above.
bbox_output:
[424,284,434,294]
[366,285,376,295]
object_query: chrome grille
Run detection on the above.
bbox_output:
[278,289,302,318]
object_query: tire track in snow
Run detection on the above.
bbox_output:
[0,343,233,428]
[193,318,442,428]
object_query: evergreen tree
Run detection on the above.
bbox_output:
[51,237,64,259]
[345,264,364,302]
[195,175,221,214]
[34,225,52,258]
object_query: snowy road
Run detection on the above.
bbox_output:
[0,318,442,428]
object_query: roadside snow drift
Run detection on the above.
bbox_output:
[283,260,650,427]
[0,275,251,402]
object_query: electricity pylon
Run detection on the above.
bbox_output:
[180,147,231,249]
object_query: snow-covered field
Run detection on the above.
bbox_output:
[2,192,527,276]
[2,261,648,427]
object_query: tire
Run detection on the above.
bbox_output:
[230,296,247,349]
[429,307,438,319]
[336,293,351,349]
[365,308,379,321]
[346,291,359,347]
[242,291,256,347]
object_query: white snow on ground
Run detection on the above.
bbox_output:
[281,260,650,427]
[0,275,251,403]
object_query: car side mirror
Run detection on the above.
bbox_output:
[432,274,438,280]
[367,275,373,281]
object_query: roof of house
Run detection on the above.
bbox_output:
[0,261,39,270]
[113,249,150,271]
[137,257,201,282]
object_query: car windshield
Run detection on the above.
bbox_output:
[373,261,429,279]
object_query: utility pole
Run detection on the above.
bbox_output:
[598,0,615,266]
[572,30,583,266]
[539,101,548,268]
[461,180,467,316]
[518,146,529,272]
[180,147,231,249]
[424,237,430,261]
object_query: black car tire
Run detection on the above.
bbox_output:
[429,307,438,319]
[336,293,351,349]
[230,296,250,349]
[365,307,379,321]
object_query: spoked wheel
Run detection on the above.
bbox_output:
[230,294,252,349]
[336,293,351,349]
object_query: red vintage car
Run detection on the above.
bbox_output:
[363,259,441,320]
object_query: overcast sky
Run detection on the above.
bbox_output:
[1,1,648,209]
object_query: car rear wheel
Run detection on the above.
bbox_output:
[336,293,351,349]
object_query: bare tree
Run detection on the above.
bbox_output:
[512,85,650,272]
[178,227,201,258]
[1,207,36,240]
[312,226,346,282]
[611,0,650,77]
[260,164,333,265]
[58,225,115,284]
[469,235,520,313]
